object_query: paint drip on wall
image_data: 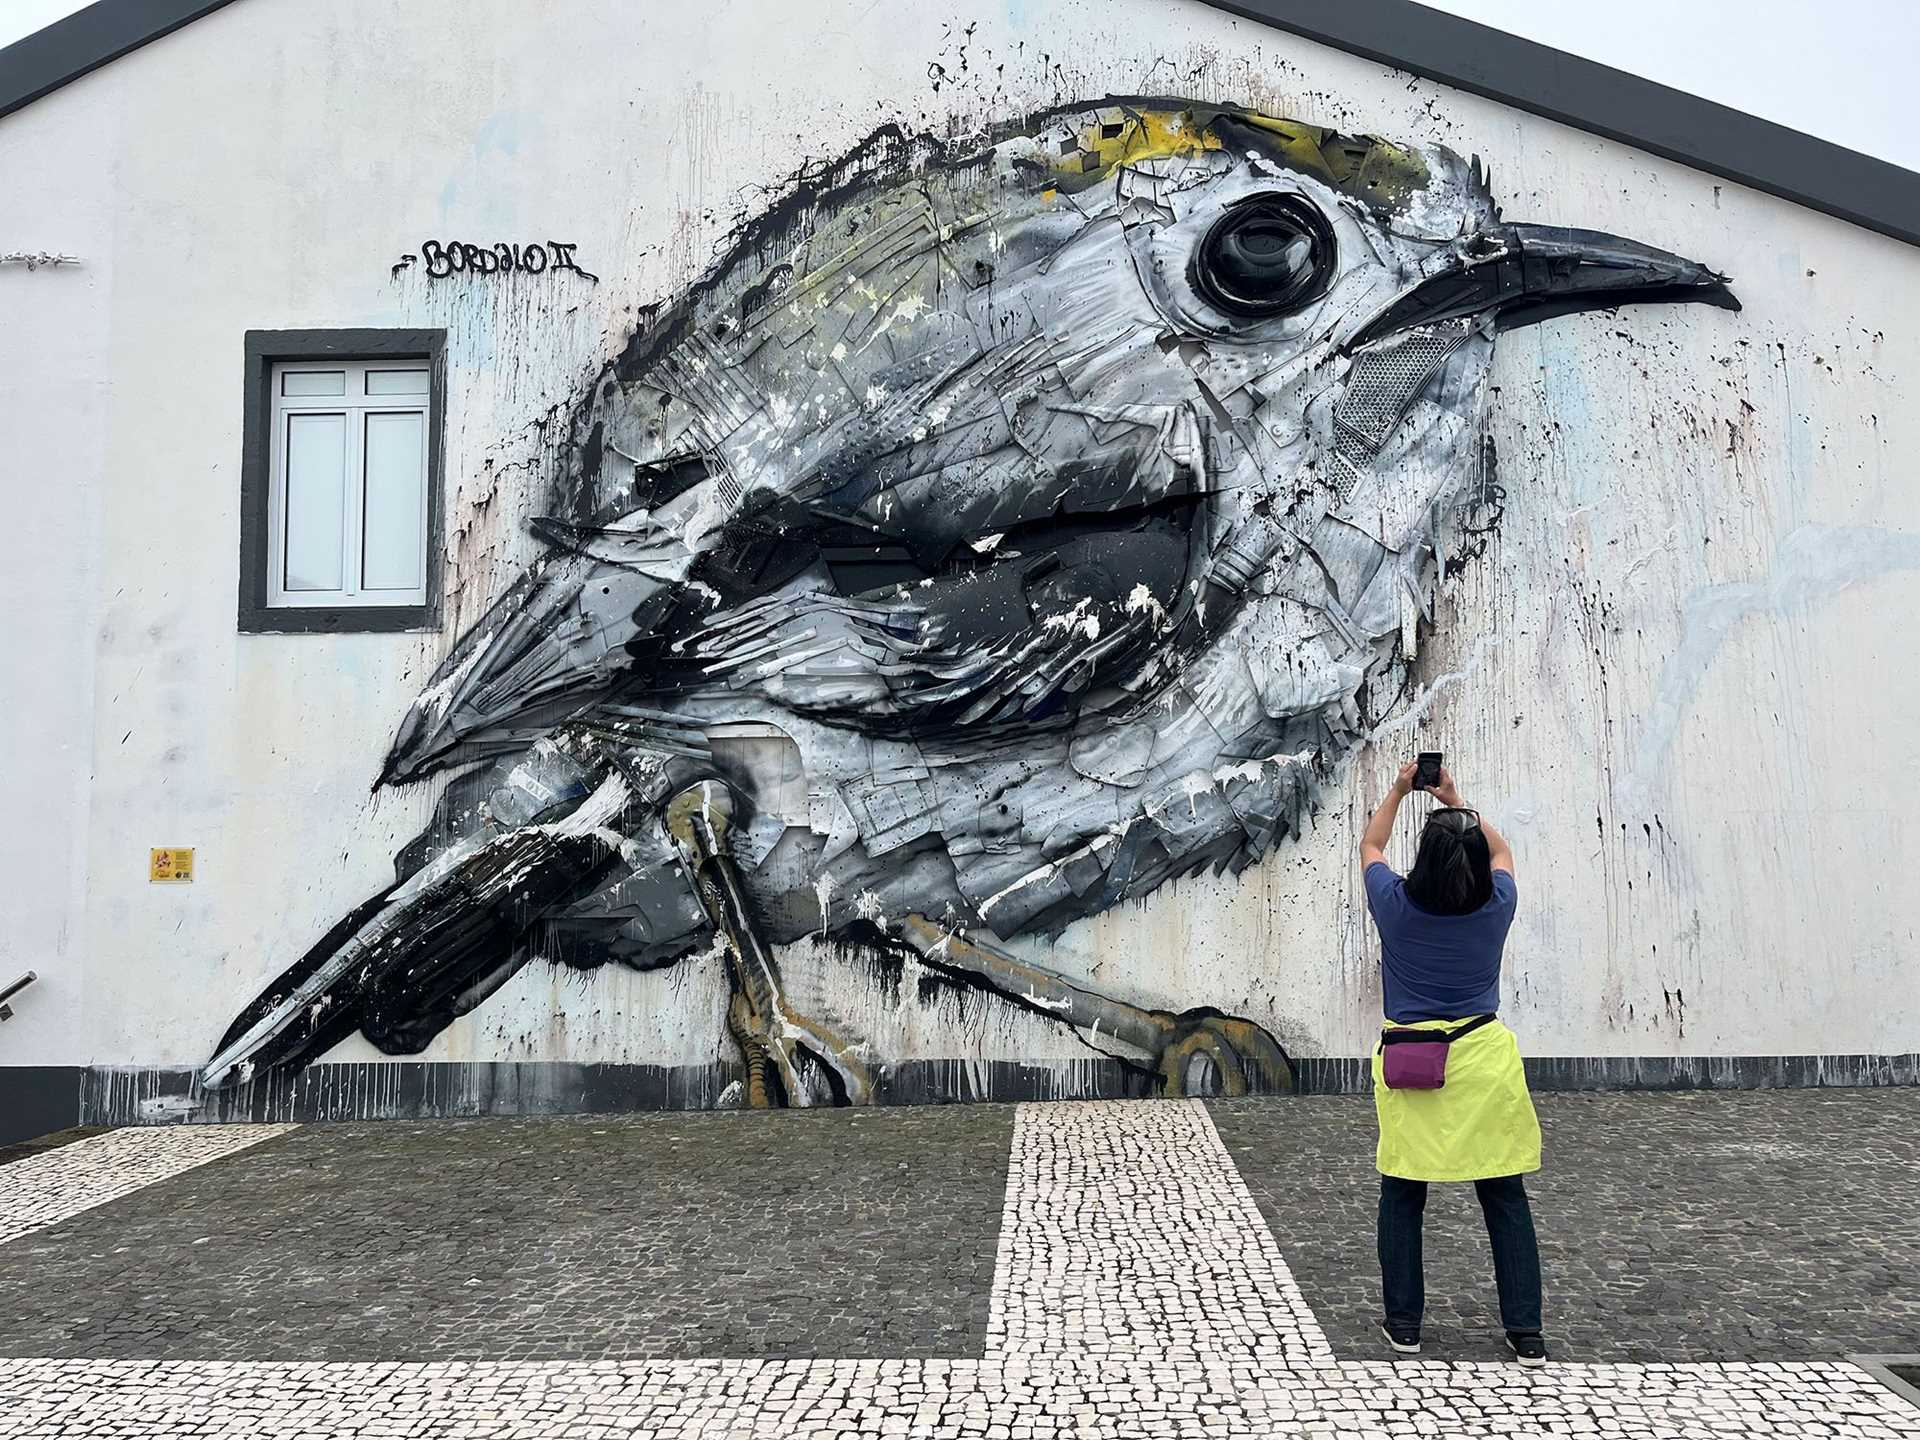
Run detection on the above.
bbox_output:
[203,96,1737,1106]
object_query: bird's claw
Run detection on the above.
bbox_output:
[893,916,1293,1098]
[670,779,873,1107]
[726,991,872,1108]
[1146,1007,1296,1097]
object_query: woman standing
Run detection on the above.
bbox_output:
[1360,761,1548,1367]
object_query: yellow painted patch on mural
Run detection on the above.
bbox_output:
[149,847,194,883]
[1058,108,1222,184]
[1042,105,1429,210]
[1238,113,1430,200]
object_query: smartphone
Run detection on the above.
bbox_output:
[1415,752,1443,792]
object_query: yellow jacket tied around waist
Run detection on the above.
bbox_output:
[1372,1016,1541,1182]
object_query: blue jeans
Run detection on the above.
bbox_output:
[1378,1174,1543,1334]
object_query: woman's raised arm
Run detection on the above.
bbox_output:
[1431,767,1515,878]
[1360,761,1420,869]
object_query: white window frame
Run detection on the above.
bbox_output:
[266,360,432,610]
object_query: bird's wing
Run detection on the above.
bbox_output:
[382,183,1216,782]
[384,376,1223,783]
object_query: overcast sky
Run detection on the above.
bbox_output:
[0,0,81,53]
[3,0,1915,172]
[1421,0,1920,172]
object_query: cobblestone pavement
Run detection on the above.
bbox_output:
[3,1093,1919,1438]
[4,1355,1917,1438]
[0,1127,111,1169]
[1210,1089,1920,1365]
[989,1101,1329,1365]
[0,1106,1012,1362]
[0,1124,296,1247]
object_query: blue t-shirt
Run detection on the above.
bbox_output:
[1364,861,1517,1023]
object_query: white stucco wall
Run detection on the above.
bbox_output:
[2,0,1914,1092]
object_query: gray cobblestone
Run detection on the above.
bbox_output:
[0,1106,1013,1361]
[1208,1089,1920,1363]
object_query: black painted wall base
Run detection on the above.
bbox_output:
[1,1066,84,1145]
[1297,1051,1920,1094]
[80,1058,1150,1126]
[75,1050,1920,1127]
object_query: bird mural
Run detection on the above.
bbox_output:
[203,96,1738,1106]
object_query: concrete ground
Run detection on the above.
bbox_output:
[1,1090,1917,1437]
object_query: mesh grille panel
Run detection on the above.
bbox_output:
[1328,318,1472,502]
[1331,430,1374,501]
[1335,320,1470,447]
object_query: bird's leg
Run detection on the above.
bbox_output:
[665,781,873,1107]
[896,915,1294,1097]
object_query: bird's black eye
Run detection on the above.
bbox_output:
[1189,194,1336,319]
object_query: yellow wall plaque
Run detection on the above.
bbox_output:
[149,847,194,883]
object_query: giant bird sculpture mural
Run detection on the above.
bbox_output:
[203,98,1738,1106]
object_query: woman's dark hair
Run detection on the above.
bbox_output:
[1404,808,1495,915]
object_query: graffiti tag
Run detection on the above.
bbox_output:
[392,240,598,283]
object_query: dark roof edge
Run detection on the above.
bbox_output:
[1198,0,1920,249]
[0,0,239,122]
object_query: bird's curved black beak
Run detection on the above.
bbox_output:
[1347,224,1739,351]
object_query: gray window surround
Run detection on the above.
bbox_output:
[238,328,447,635]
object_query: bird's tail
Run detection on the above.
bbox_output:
[201,824,626,1089]
[205,886,400,1082]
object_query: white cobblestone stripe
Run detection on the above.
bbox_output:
[2,1357,1917,1439]
[987,1099,1333,1366]
[0,1125,299,1249]
[1327,1361,1920,1438]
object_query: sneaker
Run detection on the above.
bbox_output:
[1506,1331,1548,1367]
[1378,1319,1421,1355]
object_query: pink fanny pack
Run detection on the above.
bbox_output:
[1379,1014,1498,1089]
